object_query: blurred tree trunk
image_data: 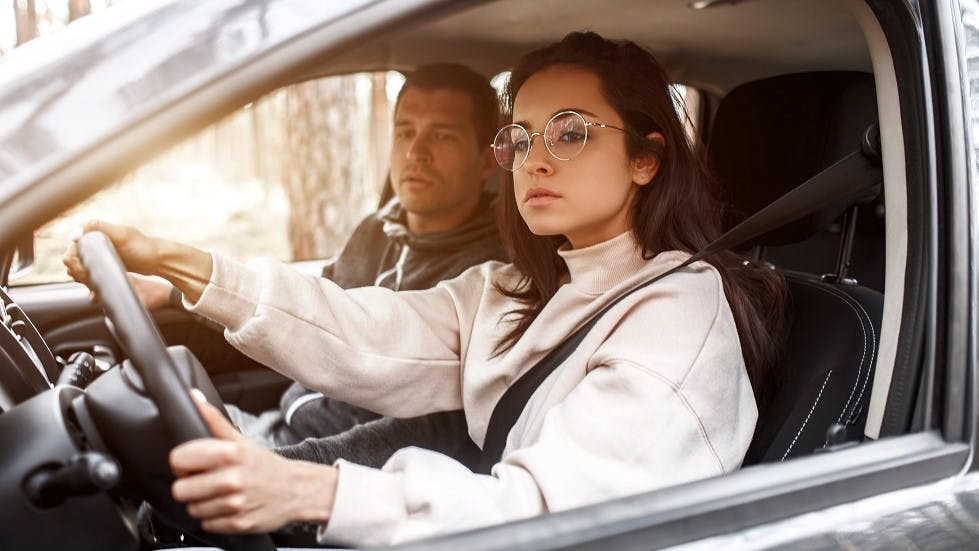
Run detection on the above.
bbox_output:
[14,0,38,46]
[68,0,91,21]
[282,77,368,260]
[366,72,391,200]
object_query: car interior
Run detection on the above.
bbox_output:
[0,0,948,549]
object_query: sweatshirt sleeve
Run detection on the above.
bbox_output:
[186,253,489,418]
[319,272,756,546]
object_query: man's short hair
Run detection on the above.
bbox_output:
[396,63,499,148]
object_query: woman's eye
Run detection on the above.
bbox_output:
[559,131,586,144]
[513,139,530,153]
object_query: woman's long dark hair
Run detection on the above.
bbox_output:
[494,32,788,410]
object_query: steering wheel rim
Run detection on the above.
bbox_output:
[76,232,275,551]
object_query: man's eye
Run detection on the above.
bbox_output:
[435,132,457,141]
[395,129,414,140]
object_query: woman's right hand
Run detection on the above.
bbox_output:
[63,220,162,284]
[170,392,338,533]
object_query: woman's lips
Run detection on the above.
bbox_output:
[524,187,562,207]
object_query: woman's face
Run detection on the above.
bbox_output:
[511,65,656,249]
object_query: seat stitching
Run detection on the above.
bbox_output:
[819,283,877,423]
[826,286,877,422]
[782,369,833,461]
[796,282,867,422]
[791,279,871,423]
[841,293,878,421]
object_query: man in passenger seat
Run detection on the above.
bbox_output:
[131,63,506,467]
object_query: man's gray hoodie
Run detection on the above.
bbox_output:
[269,192,508,467]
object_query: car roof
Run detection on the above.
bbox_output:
[322,0,871,95]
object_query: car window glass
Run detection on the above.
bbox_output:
[14,71,402,286]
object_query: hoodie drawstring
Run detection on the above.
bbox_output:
[374,244,410,291]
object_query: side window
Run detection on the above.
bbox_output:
[672,84,703,146]
[17,72,404,286]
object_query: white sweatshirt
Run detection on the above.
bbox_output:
[187,231,757,546]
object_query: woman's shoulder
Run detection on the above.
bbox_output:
[643,250,725,294]
[600,251,742,379]
[610,250,733,338]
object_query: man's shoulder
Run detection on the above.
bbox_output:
[345,209,391,243]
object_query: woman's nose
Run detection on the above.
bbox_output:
[522,134,553,175]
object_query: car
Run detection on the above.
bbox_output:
[0,0,977,549]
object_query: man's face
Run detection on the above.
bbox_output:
[390,87,493,233]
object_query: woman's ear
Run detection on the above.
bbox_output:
[632,132,665,186]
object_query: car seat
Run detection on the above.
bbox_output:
[707,71,886,464]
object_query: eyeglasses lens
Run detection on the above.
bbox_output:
[493,112,588,171]
[493,124,528,171]
[545,112,587,161]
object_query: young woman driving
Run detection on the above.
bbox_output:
[64,32,785,546]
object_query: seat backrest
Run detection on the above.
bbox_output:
[711,71,885,291]
[707,72,885,463]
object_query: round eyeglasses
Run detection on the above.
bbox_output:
[492,110,632,171]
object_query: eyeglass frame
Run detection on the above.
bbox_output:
[491,110,639,171]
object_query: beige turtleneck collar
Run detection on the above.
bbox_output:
[557,231,649,295]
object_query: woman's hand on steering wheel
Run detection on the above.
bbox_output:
[63,220,161,284]
[64,221,212,304]
[171,392,339,534]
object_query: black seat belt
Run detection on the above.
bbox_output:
[475,126,882,474]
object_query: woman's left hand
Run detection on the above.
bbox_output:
[169,393,338,533]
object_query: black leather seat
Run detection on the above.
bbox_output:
[744,272,883,463]
[707,72,885,464]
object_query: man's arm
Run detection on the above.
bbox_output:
[274,410,480,471]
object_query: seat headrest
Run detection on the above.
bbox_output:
[709,71,877,245]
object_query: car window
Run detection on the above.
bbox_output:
[15,71,402,285]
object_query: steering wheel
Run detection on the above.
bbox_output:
[76,231,275,551]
